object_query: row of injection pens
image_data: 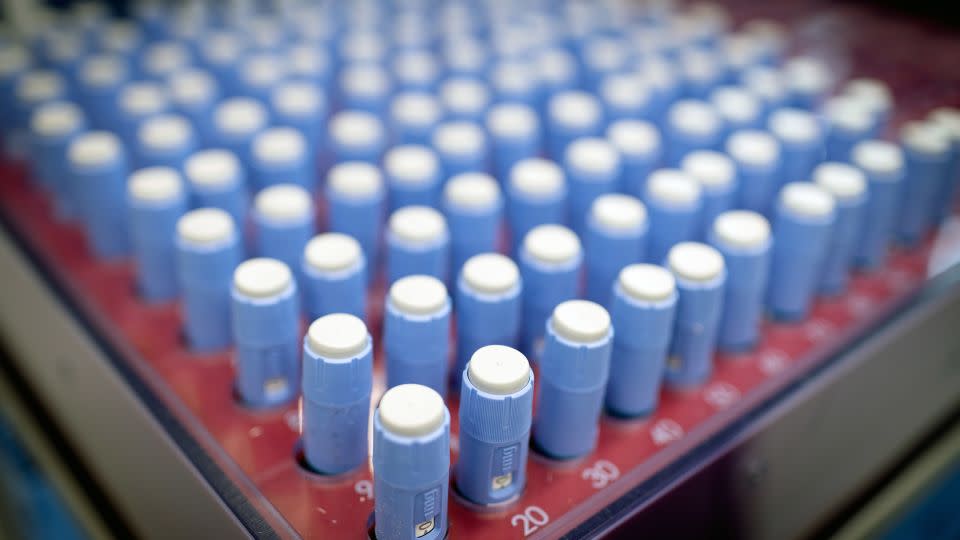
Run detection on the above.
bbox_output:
[3,0,960,538]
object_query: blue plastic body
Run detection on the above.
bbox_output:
[231,282,300,407]
[113,96,167,145]
[189,166,248,228]
[443,194,503,278]
[302,332,373,474]
[645,189,703,265]
[54,57,87,95]
[505,180,567,256]
[819,192,867,295]
[176,230,242,352]
[134,122,196,171]
[517,248,582,359]
[385,229,450,285]
[866,109,891,140]
[383,297,451,397]
[647,67,682,130]
[289,54,332,95]
[326,183,385,275]
[721,108,764,141]
[128,184,188,302]
[210,117,264,172]
[708,231,772,351]
[790,85,828,111]
[854,164,903,270]
[135,8,168,41]
[682,69,725,102]
[897,144,950,246]
[172,81,219,148]
[491,65,540,111]
[250,147,312,192]
[700,182,738,239]
[565,160,621,237]
[13,74,66,134]
[395,61,439,90]
[391,109,439,147]
[602,90,654,127]
[28,109,86,219]
[532,319,613,459]
[539,50,579,100]
[237,64,282,105]
[445,54,488,83]
[767,202,835,320]
[373,408,450,540]
[201,46,243,98]
[825,121,871,164]
[583,56,631,96]
[606,282,677,417]
[252,208,314,285]
[0,55,27,133]
[618,143,662,200]
[340,74,391,117]
[445,92,490,125]
[77,60,130,130]
[584,213,647,305]
[547,111,602,161]
[331,118,386,164]
[302,256,368,322]
[665,271,726,387]
[712,95,762,141]
[456,369,533,505]
[774,123,825,198]
[665,113,721,166]
[732,151,780,215]
[72,146,131,258]
[933,139,959,222]
[386,163,441,213]
[454,278,522,381]
[754,94,790,127]
[435,129,487,181]
[271,90,326,157]
[490,117,540,186]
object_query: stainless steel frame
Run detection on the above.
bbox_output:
[0,359,114,540]
[0,225,261,539]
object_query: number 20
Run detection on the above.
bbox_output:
[511,506,549,537]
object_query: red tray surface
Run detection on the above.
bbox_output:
[0,163,944,539]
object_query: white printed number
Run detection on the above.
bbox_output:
[759,350,788,375]
[650,419,684,446]
[511,506,549,537]
[805,318,834,341]
[354,480,373,500]
[582,460,620,489]
[704,382,740,410]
